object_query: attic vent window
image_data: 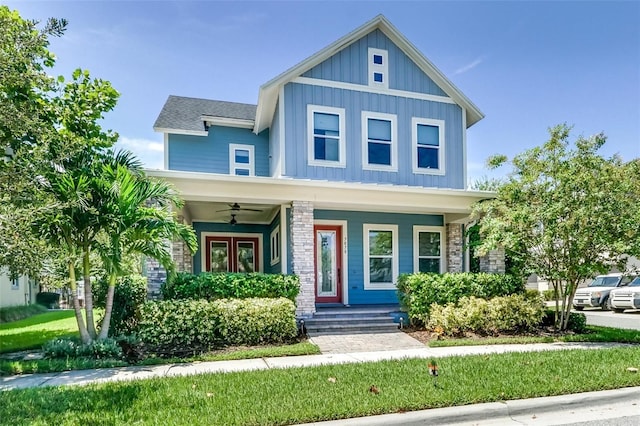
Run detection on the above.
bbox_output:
[368,48,388,88]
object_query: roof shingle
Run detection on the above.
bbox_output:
[154,95,256,133]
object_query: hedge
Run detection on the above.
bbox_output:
[161,272,300,302]
[35,292,60,309]
[135,297,297,355]
[0,304,48,324]
[93,275,148,336]
[397,272,524,325]
[427,293,545,336]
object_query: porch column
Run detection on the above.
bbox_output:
[479,248,506,273]
[446,223,464,273]
[290,200,315,317]
[172,214,193,274]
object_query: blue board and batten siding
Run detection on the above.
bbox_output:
[315,210,443,305]
[283,83,464,188]
[168,126,270,176]
[303,29,447,96]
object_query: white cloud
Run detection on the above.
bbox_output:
[454,57,485,75]
[115,136,164,170]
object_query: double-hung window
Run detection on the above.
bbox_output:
[413,226,444,273]
[307,105,346,167]
[363,224,398,290]
[368,48,388,88]
[229,144,255,176]
[270,225,281,266]
[412,118,445,175]
[362,112,397,171]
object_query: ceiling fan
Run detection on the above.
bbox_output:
[229,214,237,226]
[216,202,262,213]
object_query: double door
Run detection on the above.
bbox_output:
[205,236,259,273]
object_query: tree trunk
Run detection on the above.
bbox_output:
[83,245,97,339]
[97,274,117,340]
[69,261,91,344]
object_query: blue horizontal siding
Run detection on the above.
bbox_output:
[284,82,464,188]
[168,127,270,176]
[192,222,272,274]
[302,29,447,96]
[314,209,443,305]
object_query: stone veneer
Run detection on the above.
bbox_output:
[446,223,464,273]
[479,248,506,273]
[290,201,316,317]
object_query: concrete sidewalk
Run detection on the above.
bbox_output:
[0,341,629,391]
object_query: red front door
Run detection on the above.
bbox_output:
[205,236,260,272]
[314,225,342,303]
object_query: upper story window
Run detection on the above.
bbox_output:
[368,48,388,88]
[363,224,398,290]
[362,111,397,171]
[412,118,445,175]
[229,144,255,176]
[307,105,346,167]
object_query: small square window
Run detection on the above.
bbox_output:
[235,150,250,164]
[373,54,383,65]
[229,144,255,176]
[373,73,383,83]
[235,169,250,176]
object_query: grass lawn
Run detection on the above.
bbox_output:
[2,347,640,425]
[0,310,80,353]
[428,326,640,348]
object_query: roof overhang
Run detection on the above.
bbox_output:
[153,127,208,137]
[147,169,494,217]
[201,115,255,130]
[253,14,484,134]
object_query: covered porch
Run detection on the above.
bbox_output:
[146,170,501,316]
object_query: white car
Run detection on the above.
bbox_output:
[610,276,640,313]
[572,273,635,311]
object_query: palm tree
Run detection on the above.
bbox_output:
[94,160,196,339]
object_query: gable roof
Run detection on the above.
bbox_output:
[154,95,256,135]
[253,14,484,134]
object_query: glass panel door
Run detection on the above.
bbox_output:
[236,241,255,273]
[314,225,342,303]
[205,236,260,273]
[209,241,229,272]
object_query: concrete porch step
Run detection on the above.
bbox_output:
[307,322,400,335]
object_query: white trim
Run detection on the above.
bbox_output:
[201,116,254,129]
[363,224,398,290]
[228,143,255,176]
[413,225,445,273]
[307,105,346,168]
[462,107,468,188]
[361,111,398,172]
[293,77,455,105]
[314,219,349,305]
[279,204,288,274]
[153,127,208,137]
[200,232,264,273]
[278,85,286,176]
[368,48,388,88]
[412,117,446,176]
[163,133,169,170]
[270,225,281,266]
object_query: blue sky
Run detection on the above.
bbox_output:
[7,1,640,183]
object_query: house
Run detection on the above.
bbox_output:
[148,15,499,317]
[0,271,38,308]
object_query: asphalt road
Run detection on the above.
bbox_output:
[579,308,640,330]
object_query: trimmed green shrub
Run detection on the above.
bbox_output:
[42,338,123,360]
[94,275,148,336]
[161,272,300,302]
[542,310,588,333]
[428,294,545,336]
[214,298,298,346]
[135,297,297,355]
[35,292,60,309]
[397,272,525,325]
[0,304,48,323]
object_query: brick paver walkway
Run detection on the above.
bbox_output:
[308,331,426,354]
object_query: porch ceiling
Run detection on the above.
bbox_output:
[183,201,279,224]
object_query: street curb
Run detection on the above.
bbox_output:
[298,386,640,425]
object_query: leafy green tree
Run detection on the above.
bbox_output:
[0,6,118,279]
[473,124,640,330]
